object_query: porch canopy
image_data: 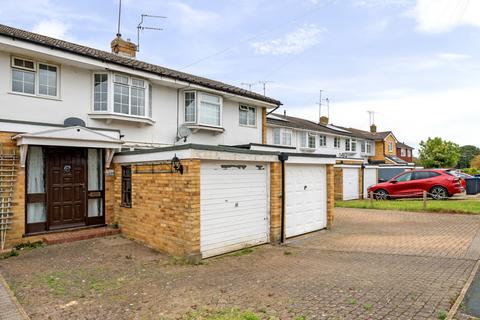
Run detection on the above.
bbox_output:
[12,126,124,168]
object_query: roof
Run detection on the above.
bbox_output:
[335,126,393,141]
[267,113,357,137]
[385,155,408,164]
[396,142,414,149]
[0,24,281,106]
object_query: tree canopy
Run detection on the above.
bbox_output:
[418,137,460,168]
[458,145,480,168]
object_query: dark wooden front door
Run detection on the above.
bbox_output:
[46,148,87,228]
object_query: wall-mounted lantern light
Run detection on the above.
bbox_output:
[171,154,184,174]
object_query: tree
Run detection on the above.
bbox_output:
[418,137,460,168]
[471,155,480,169]
[458,145,480,168]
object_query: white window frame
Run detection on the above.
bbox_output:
[183,90,223,127]
[318,135,327,147]
[401,148,406,157]
[388,142,393,152]
[239,105,256,127]
[334,137,341,149]
[11,56,60,99]
[345,138,351,151]
[351,138,357,152]
[366,141,372,154]
[91,72,151,119]
[301,132,316,149]
[361,140,366,153]
[273,128,292,146]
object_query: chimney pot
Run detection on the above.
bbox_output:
[111,35,137,58]
[319,116,329,126]
[370,124,377,133]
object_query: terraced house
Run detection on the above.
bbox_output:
[0,24,338,261]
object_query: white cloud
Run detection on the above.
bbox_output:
[169,2,220,32]
[251,24,324,55]
[32,19,70,39]
[437,53,471,61]
[410,0,480,33]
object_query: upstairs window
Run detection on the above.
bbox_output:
[239,105,256,126]
[94,74,108,111]
[334,137,341,149]
[319,135,327,147]
[361,141,366,153]
[401,148,406,157]
[300,132,316,149]
[273,128,292,146]
[366,141,372,154]
[11,57,58,97]
[388,141,394,152]
[184,91,222,127]
[345,138,357,152]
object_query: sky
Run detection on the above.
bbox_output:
[0,0,479,152]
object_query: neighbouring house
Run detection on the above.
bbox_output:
[396,142,414,163]
[265,113,378,201]
[0,24,336,261]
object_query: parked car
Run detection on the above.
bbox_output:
[367,169,465,200]
[451,171,472,189]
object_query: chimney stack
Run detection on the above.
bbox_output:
[111,34,137,58]
[370,124,377,133]
[319,116,329,126]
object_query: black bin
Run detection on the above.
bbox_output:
[465,177,479,195]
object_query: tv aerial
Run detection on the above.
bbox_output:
[137,14,167,52]
[177,126,192,142]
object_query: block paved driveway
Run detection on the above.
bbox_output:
[0,208,479,320]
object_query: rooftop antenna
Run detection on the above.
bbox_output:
[258,80,273,96]
[316,90,323,120]
[116,0,122,37]
[367,110,375,125]
[326,98,330,118]
[241,82,257,91]
[137,14,166,52]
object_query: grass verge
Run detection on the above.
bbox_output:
[335,199,480,214]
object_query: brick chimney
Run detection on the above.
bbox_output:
[319,116,329,126]
[370,124,377,133]
[111,34,137,58]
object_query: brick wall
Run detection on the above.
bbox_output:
[104,171,115,225]
[0,132,28,248]
[334,167,343,201]
[262,108,267,144]
[358,167,364,199]
[326,164,335,229]
[269,162,282,243]
[113,160,201,260]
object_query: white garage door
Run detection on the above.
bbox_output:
[285,164,327,238]
[363,168,377,198]
[200,161,269,258]
[343,168,360,200]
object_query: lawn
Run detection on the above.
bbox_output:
[335,199,480,214]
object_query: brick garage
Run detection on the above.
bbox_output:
[113,145,336,260]
[334,163,363,201]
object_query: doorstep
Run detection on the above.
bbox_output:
[41,226,121,245]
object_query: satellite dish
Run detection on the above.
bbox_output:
[177,126,192,142]
[64,117,86,127]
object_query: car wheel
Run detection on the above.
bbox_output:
[374,189,389,200]
[430,186,448,200]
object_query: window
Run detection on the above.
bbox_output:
[407,149,411,157]
[388,142,393,152]
[414,171,440,180]
[130,79,145,116]
[401,148,406,157]
[273,128,292,146]
[308,133,316,148]
[87,149,103,218]
[121,166,132,207]
[334,137,341,149]
[319,135,327,147]
[345,139,351,151]
[11,57,58,97]
[239,105,256,126]
[361,141,366,153]
[114,75,131,115]
[345,138,356,152]
[26,146,46,224]
[94,74,108,111]
[199,93,221,126]
[395,172,413,182]
[184,91,222,126]
[366,141,372,154]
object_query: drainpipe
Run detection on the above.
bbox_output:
[266,105,281,116]
[361,163,365,199]
[278,153,289,244]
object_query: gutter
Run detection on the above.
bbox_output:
[278,153,289,243]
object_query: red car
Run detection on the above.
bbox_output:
[368,169,465,200]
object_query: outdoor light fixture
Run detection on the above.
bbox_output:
[171,154,184,174]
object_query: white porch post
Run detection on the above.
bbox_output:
[105,148,115,168]
[19,144,28,168]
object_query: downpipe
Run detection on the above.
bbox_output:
[278,153,289,244]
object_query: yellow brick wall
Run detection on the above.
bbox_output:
[113,160,201,259]
[326,164,335,229]
[384,134,397,156]
[334,167,343,201]
[373,140,385,161]
[104,172,115,225]
[358,167,364,199]
[0,132,27,248]
[269,162,282,243]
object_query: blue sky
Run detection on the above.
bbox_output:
[1,0,479,151]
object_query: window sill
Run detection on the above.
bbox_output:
[239,124,257,128]
[8,91,62,101]
[184,124,225,135]
[299,147,316,152]
[89,112,155,126]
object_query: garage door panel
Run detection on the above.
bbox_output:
[363,168,377,199]
[200,161,269,258]
[343,168,360,201]
[286,164,327,238]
